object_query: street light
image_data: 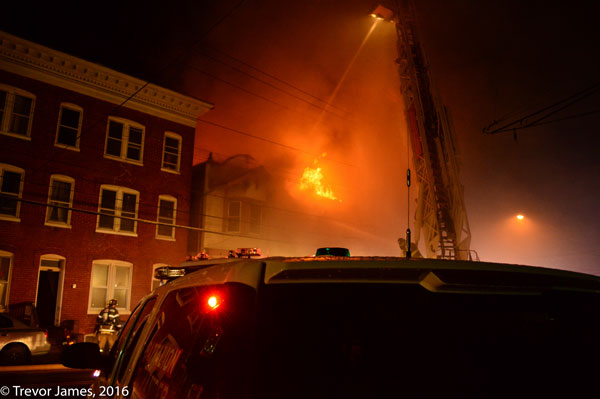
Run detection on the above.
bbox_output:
[516,214,525,221]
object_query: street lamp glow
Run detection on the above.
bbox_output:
[516,214,524,220]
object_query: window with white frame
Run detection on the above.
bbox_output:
[89,260,132,313]
[0,164,24,221]
[97,186,139,235]
[226,201,241,232]
[45,175,74,226]
[104,117,144,164]
[55,103,82,149]
[0,251,13,313]
[156,195,176,239]
[162,132,181,173]
[0,85,35,139]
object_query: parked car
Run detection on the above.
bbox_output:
[0,313,51,365]
[63,253,600,398]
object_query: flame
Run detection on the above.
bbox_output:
[299,166,339,201]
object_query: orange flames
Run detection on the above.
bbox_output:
[299,155,339,201]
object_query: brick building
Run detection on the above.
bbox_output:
[0,31,212,337]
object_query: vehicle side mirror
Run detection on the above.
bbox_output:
[61,342,102,369]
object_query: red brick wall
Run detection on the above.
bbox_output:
[0,70,196,335]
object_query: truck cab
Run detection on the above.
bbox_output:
[63,254,600,398]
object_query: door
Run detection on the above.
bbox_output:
[36,257,65,327]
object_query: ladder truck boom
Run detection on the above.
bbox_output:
[374,1,472,260]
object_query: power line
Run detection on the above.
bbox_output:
[26,0,247,177]
[201,45,347,113]
[185,63,292,110]
[3,138,349,209]
[8,67,355,172]
[483,82,600,134]
[196,118,356,167]
[193,48,347,118]
[3,164,375,232]
[1,194,290,243]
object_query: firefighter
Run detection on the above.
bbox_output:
[96,299,122,352]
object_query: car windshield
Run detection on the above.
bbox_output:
[253,283,599,398]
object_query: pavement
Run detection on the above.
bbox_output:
[0,362,97,392]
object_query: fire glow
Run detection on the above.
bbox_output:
[299,161,339,201]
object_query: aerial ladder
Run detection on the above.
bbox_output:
[372,1,473,260]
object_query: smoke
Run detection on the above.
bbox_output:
[185,0,412,256]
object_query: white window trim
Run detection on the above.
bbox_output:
[0,163,24,222]
[0,250,14,313]
[45,174,74,228]
[161,132,182,174]
[54,103,82,151]
[88,259,133,314]
[0,84,35,141]
[156,194,177,241]
[96,185,139,237]
[103,116,145,165]
[226,200,241,233]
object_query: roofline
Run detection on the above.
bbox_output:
[0,31,214,128]
[173,256,600,295]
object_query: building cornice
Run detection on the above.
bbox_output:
[0,31,213,128]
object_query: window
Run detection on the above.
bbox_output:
[162,132,182,173]
[226,201,241,232]
[0,85,35,139]
[45,175,74,227]
[104,117,144,164]
[0,164,24,221]
[249,203,262,234]
[112,296,157,384]
[97,186,139,235]
[89,260,132,313]
[129,285,255,398]
[156,195,176,239]
[0,251,13,312]
[55,103,82,149]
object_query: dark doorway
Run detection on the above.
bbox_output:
[37,269,59,327]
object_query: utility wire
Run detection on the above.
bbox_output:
[3,193,391,246]
[13,71,355,171]
[193,48,347,118]
[3,162,374,231]
[27,0,247,177]
[1,194,291,243]
[2,170,379,232]
[202,45,347,112]
[185,63,292,111]
[483,82,600,134]
[196,117,356,167]
[4,141,349,210]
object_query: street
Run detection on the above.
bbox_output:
[0,364,97,399]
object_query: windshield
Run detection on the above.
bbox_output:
[253,283,599,398]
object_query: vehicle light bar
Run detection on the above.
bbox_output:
[229,248,262,258]
[154,266,186,280]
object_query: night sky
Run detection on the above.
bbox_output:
[3,0,599,274]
